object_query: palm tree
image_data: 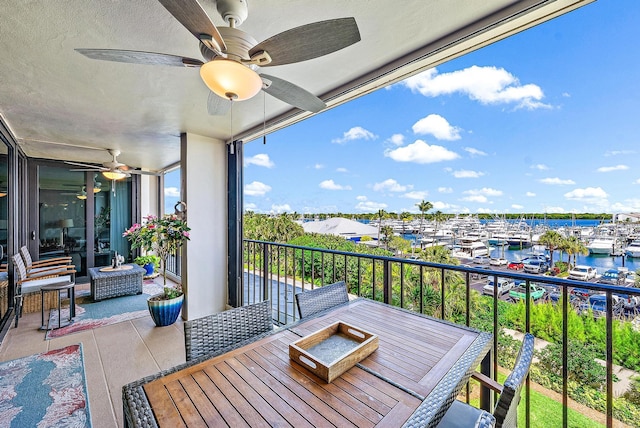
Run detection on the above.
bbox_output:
[562,236,588,268]
[400,211,412,235]
[538,230,563,268]
[432,210,446,243]
[380,225,394,250]
[416,200,433,245]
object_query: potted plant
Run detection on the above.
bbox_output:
[134,255,160,276]
[124,214,190,326]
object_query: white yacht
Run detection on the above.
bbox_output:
[625,240,640,258]
[586,237,618,255]
[452,238,489,259]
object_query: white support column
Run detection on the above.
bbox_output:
[180,132,228,319]
[140,174,159,217]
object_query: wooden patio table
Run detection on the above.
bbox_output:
[124,298,492,427]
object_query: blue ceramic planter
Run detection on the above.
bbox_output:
[143,263,155,276]
[147,293,184,327]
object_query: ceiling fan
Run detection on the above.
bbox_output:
[65,149,159,180]
[75,0,360,115]
[65,149,160,196]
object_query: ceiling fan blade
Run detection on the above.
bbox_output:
[157,0,226,52]
[75,49,203,67]
[69,168,104,172]
[261,74,326,113]
[127,170,162,176]
[250,18,360,67]
[207,91,232,116]
[65,160,105,169]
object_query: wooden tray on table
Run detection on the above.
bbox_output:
[289,321,378,383]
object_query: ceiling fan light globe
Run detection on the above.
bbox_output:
[200,59,262,101]
[102,170,128,180]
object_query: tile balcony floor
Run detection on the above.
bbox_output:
[0,278,186,428]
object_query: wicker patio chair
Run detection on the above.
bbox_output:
[183,299,273,361]
[11,253,76,327]
[436,333,535,428]
[295,280,349,319]
[20,245,72,275]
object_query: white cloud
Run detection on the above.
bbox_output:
[526,192,536,197]
[546,206,566,213]
[245,153,274,168]
[464,147,487,156]
[384,140,459,164]
[164,187,180,197]
[319,179,352,190]
[432,201,453,210]
[453,170,484,178]
[332,126,377,144]
[610,199,640,212]
[597,165,629,172]
[355,201,388,212]
[512,204,524,209]
[314,163,324,169]
[462,195,488,203]
[336,167,348,173]
[401,66,549,109]
[402,191,429,200]
[270,204,291,213]
[438,187,453,193]
[388,134,405,146]
[539,177,576,185]
[412,114,461,140]
[244,181,271,196]
[356,195,367,201]
[244,202,258,211]
[463,187,503,197]
[373,178,410,192]
[635,179,640,185]
[564,187,608,200]
[605,150,635,157]
[531,164,549,170]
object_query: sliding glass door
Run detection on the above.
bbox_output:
[37,165,133,276]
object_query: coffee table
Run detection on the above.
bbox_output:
[88,264,145,301]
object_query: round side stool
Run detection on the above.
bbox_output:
[40,282,76,330]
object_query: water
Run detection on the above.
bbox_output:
[398,218,639,273]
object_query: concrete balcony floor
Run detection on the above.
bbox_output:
[0,278,186,428]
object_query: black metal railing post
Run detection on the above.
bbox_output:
[262,243,269,304]
[383,259,392,304]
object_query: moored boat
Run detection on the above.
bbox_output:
[625,240,640,258]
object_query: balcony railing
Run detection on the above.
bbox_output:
[243,239,640,428]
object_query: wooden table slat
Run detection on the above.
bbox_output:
[191,371,250,428]
[176,376,227,427]
[143,382,187,428]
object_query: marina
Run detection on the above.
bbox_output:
[364,215,640,273]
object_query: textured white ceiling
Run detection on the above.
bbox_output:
[0,0,592,171]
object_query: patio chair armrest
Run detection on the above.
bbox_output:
[30,257,73,267]
[27,264,76,276]
[471,371,503,394]
[23,266,77,281]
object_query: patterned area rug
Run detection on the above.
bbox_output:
[45,282,164,340]
[0,344,91,427]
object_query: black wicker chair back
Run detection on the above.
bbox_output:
[493,332,535,427]
[184,300,273,361]
[436,332,535,428]
[295,280,349,318]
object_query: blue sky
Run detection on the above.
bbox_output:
[170,1,640,216]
